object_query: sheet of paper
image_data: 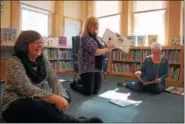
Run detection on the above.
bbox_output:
[98,90,130,101]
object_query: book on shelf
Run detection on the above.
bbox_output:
[171,36,181,46]
[148,35,158,45]
[59,36,67,46]
[137,35,146,46]
[127,36,136,47]
[102,28,132,53]
[168,67,180,81]
[0,28,17,45]
[43,36,59,47]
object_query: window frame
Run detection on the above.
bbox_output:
[131,1,167,46]
[97,13,121,37]
[94,1,121,37]
[20,4,50,36]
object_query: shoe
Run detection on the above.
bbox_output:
[78,116,103,123]
[70,82,76,90]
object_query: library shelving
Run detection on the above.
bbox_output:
[109,46,184,86]
[0,41,74,82]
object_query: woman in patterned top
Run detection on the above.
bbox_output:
[70,16,115,96]
[117,42,169,94]
[1,30,103,123]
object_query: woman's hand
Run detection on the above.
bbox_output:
[107,41,115,48]
[54,96,69,112]
[42,94,69,112]
[135,71,142,77]
[155,78,162,83]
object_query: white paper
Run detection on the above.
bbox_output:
[109,99,142,108]
[98,90,130,101]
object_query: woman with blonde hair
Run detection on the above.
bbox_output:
[70,16,115,96]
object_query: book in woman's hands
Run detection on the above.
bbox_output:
[137,75,157,85]
[102,28,132,53]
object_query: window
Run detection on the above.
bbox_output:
[21,5,50,36]
[98,15,120,37]
[133,1,166,45]
[95,1,121,37]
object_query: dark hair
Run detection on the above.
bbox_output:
[14,30,42,54]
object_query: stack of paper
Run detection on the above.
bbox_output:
[110,99,141,108]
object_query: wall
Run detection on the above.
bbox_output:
[1,1,11,28]
[20,1,55,12]
[63,1,82,20]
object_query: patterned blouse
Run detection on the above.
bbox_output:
[1,56,64,113]
[79,34,106,74]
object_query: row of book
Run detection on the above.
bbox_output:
[42,36,67,47]
[58,50,73,60]
[43,49,58,60]
[58,61,74,72]
[127,35,182,47]
[50,61,58,72]
[111,63,181,81]
[112,63,141,73]
[50,61,74,72]
[168,67,180,81]
[112,49,181,64]
[162,50,180,63]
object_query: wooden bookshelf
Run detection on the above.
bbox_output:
[0,41,74,81]
[43,46,73,73]
[109,46,184,86]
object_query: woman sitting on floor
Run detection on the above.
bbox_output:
[1,30,103,123]
[117,42,169,94]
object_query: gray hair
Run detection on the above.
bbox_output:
[150,42,162,50]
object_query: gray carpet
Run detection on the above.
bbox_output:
[59,74,184,123]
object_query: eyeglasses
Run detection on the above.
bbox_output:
[30,41,44,45]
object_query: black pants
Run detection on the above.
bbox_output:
[2,98,81,123]
[71,72,103,96]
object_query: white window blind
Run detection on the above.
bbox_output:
[95,1,120,17]
[95,1,121,37]
[133,1,166,45]
[134,1,165,12]
[21,5,50,36]
[98,15,120,37]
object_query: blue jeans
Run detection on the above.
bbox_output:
[126,80,165,94]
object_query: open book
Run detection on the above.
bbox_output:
[102,28,132,53]
[137,75,157,85]
[165,86,184,95]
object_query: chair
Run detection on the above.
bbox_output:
[72,36,81,81]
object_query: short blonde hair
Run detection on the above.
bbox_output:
[151,42,162,50]
[81,16,98,36]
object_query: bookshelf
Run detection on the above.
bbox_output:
[109,46,184,86]
[0,39,74,82]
